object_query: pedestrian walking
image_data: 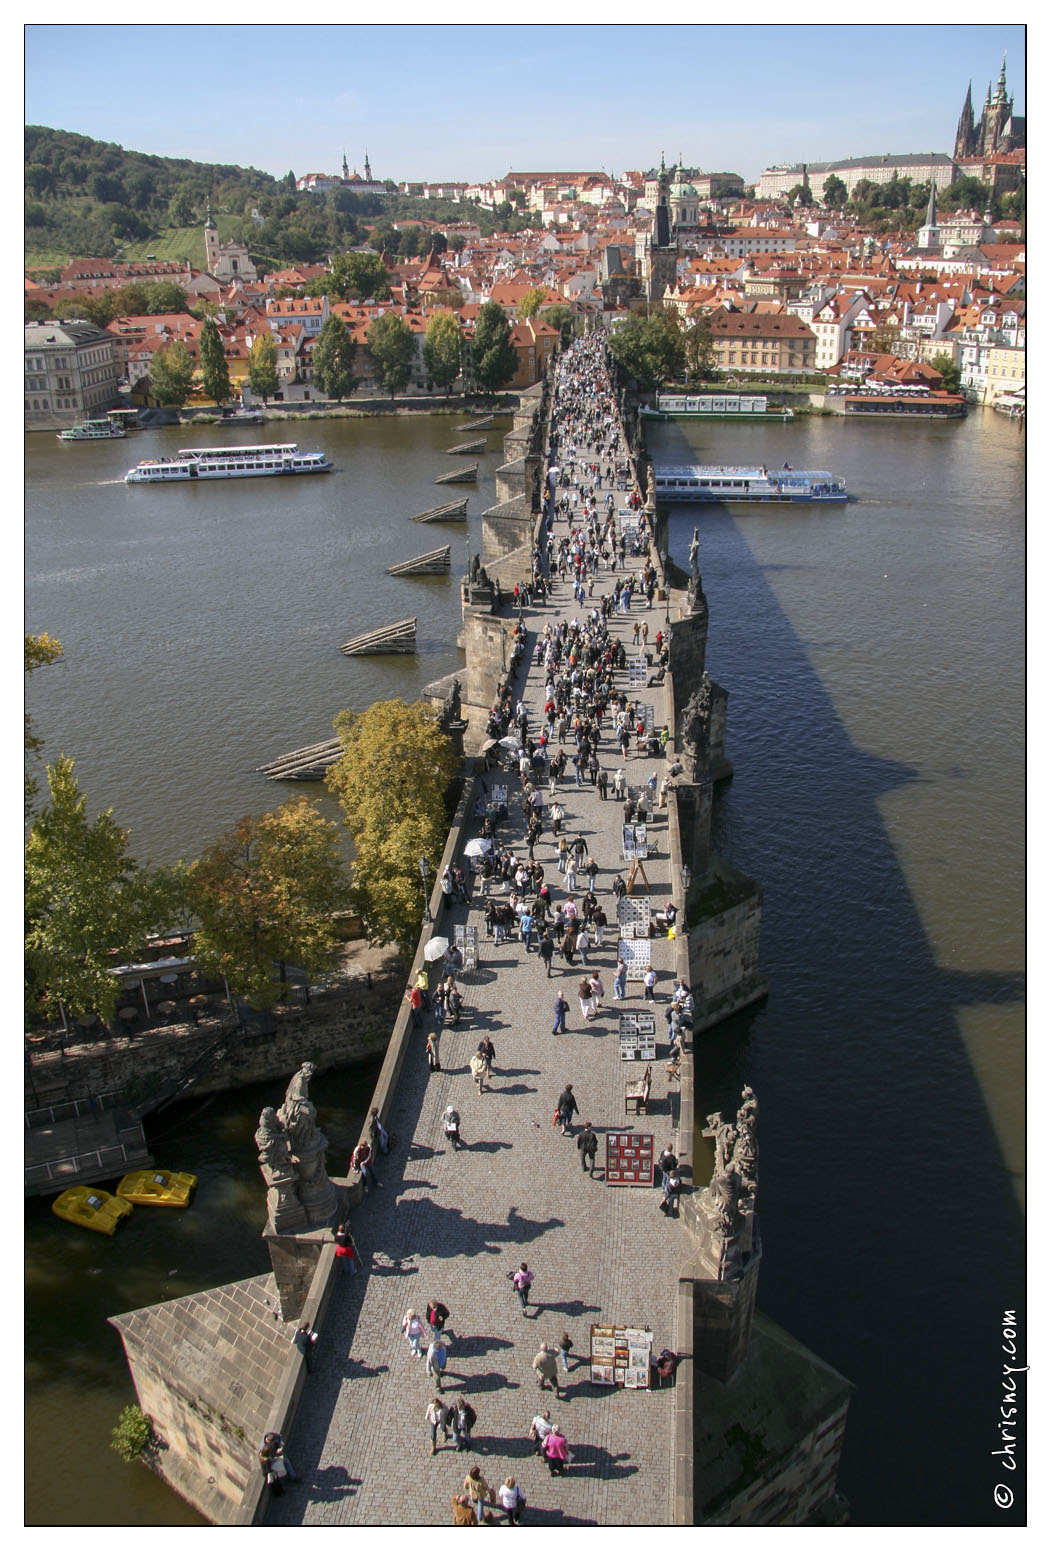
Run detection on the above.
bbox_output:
[552,989,568,1035]
[426,1334,449,1390]
[542,1424,570,1475]
[443,1105,463,1150]
[497,1477,526,1525]
[529,1411,554,1456]
[557,1083,579,1135]
[464,1465,493,1523]
[613,958,627,1000]
[403,1308,426,1358]
[585,856,599,893]
[352,1138,381,1191]
[538,930,555,976]
[578,976,596,1021]
[644,965,657,1001]
[478,1035,495,1076]
[576,926,590,966]
[593,905,607,946]
[558,1331,574,1372]
[408,983,424,1028]
[510,1261,534,1314]
[597,767,608,800]
[292,1321,317,1371]
[446,985,463,1026]
[426,1396,451,1454]
[426,1029,441,1071]
[576,1122,599,1173]
[470,1049,488,1094]
[533,1342,562,1397]
[334,1222,358,1276]
[368,1106,389,1155]
[452,1397,477,1451]
[588,971,604,1008]
[659,1166,681,1216]
[427,1298,451,1337]
[657,1143,678,1190]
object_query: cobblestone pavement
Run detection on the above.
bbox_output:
[267,458,693,1527]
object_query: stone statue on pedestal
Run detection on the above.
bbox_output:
[681,671,713,782]
[255,1106,308,1233]
[275,1062,338,1225]
[688,527,700,580]
[698,1086,759,1277]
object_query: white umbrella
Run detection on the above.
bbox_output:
[499,735,523,750]
[424,937,450,962]
[464,837,492,858]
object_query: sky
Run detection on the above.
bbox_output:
[23,15,1027,188]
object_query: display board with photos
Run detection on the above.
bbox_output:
[618,1013,657,1061]
[621,822,648,860]
[454,923,478,971]
[605,1130,654,1185]
[617,937,652,980]
[589,1324,653,1389]
[617,895,651,939]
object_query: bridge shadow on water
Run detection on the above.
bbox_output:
[670,510,1025,1527]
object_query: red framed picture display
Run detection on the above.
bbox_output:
[605,1131,654,1185]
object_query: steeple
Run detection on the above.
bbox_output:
[364,150,372,183]
[954,81,975,158]
[342,150,349,181]
[994,53,1008,104]
[925,178,937,229]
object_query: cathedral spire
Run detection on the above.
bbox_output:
[342,149,349,180]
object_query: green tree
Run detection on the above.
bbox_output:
[422,311,462,396]
[683,311,717,384]
[25,632,62,811]
[328,250,390,301]
[367,311,416,398]
[607,310,685,389]
[823,174,848,209]
[168,186,195,226]
[541,305,576,349]
[149,339,194,406]
[198,319,231,405]
[25,758,177,1024]
[326,699,457,955]
[248,331,280,402]
[312,315,360,401]
[515,286,547,321]
[471,299,517,393]
[186,796,350,1008]
[929,352,962,394]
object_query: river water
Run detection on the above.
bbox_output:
[25,406,1024,1526]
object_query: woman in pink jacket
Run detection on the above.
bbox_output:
[541,1423,569,1476]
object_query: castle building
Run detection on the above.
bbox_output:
[953,56,1025,159]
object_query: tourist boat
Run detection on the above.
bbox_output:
[124,443,332,482]
[641,392,794,423]
[654,463,847,504]
[116,1169,197,1208]
[51,1186,134,1235]
[839,391,966,419]
[57,418,127,442]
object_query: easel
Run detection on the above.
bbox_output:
[625,857,650,894]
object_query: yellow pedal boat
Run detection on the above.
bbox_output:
[116,1169,198,1208]
[51,1186,134,1235]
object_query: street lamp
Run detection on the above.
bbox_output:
[418,855,432,923]
[680,863,692,895]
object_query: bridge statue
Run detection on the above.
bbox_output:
[698,1086,759,1277]
[253,1063,340,1232]
[255,1106,308,1234]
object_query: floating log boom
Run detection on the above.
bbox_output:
[387,546,451,576]
[435,464,478,485]
[446,438,487,455]
[410,497,469,522]
[257,737,342,781]
[341,617,417,655]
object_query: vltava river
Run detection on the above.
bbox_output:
[25,405,1024,1525]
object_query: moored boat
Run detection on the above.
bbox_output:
[124,443,331,483]
[116,1169,197,1208]
[654,463,847,504]
[641,392,794,423]
[51,1186,134,1235]
[57,418,127,442]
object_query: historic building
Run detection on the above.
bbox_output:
[953,56,1025,159]
[203,204,258,285]
[25,319,121,428]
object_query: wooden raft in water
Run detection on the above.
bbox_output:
[435,464,478,485]
[341,617,417,655]
[257,737,342,781]
[446,438,487,455]
[387,546,451,576]
[410,497,469,522]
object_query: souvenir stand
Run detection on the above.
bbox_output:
[589,1324,654,1390]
